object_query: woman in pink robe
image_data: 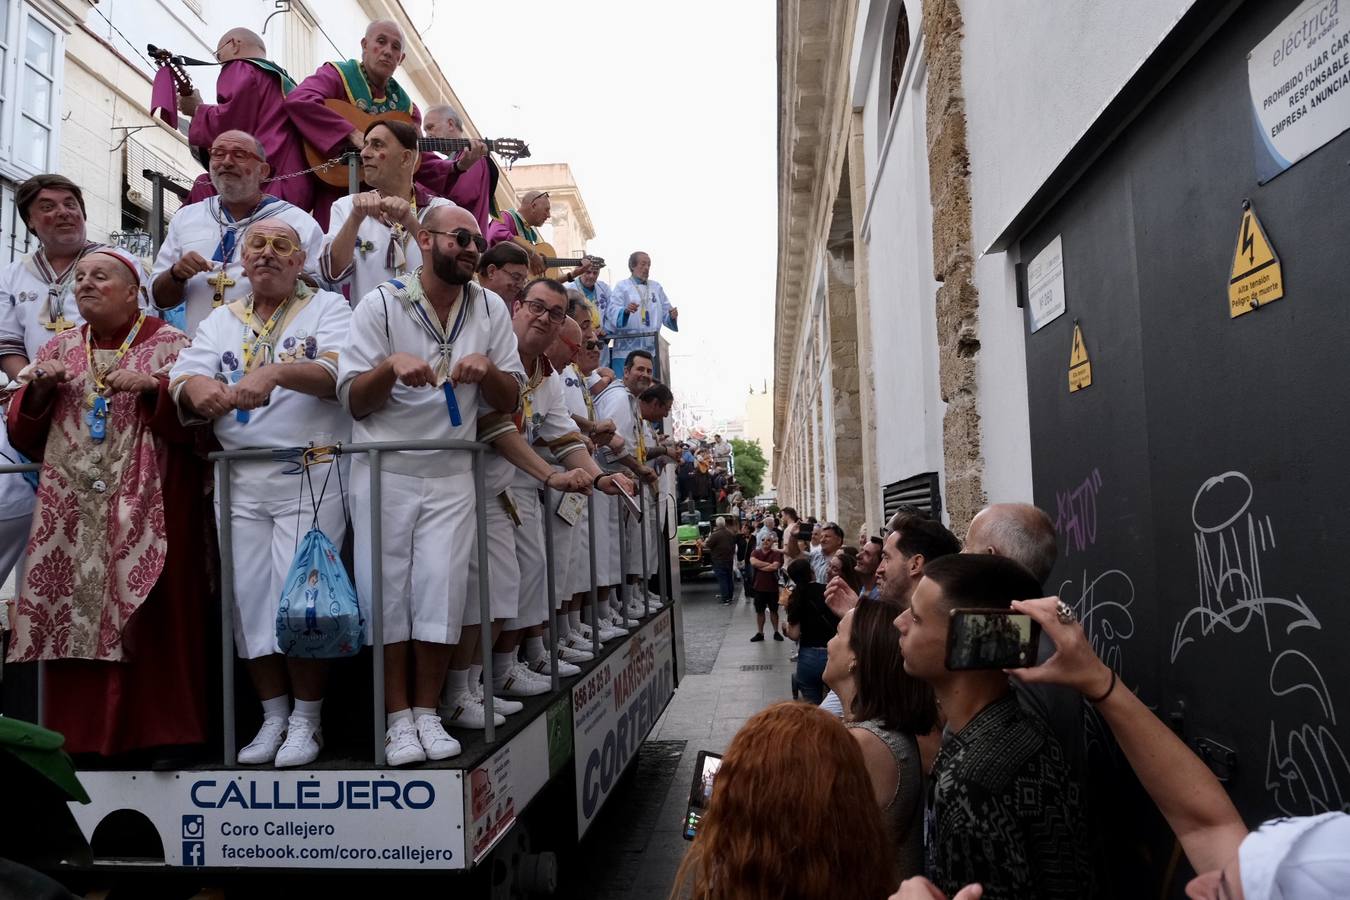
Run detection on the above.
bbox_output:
[6,249,212,759]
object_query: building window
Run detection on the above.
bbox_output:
[280,2,317,83]
[0,2,62,180]
[887,3,910,115]
[883,472,942,524]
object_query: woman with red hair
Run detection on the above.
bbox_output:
[671,701,896,900]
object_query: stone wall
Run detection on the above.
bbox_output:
[922,0,985,534]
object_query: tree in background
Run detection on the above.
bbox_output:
[730,438,768,498]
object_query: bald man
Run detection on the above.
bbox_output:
[423,105,497,233]
[338,203,526,766]
[169,219,353,767]
[181,29,312,211]
[485,190,552,275]
[285,20,471,228]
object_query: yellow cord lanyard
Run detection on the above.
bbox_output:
[83,312,147,443]
[240,294,292,372]
[573,364,596,419]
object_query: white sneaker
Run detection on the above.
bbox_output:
[275,715,322,768]
[415,714,461,761]
[238,716,287,765]
[441,692,505,729]
[564,630,591,650]
[646,590,665,607]
[576,622,594,638]
[530,654,581,677]
[385,719,426,767]
[469,682,523,715]
[598,622,626,641]
[496,661,551,697]
[558,642,593,663]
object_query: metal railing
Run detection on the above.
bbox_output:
[3,446,673,766]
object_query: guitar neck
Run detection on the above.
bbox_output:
[543,258,587,267]
[419,138,506,154]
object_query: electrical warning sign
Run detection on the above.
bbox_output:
[1229,203,1284,318]
[1068,321,1092,393]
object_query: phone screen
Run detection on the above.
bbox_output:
[683,751,723,840]
[945,609,1042,670]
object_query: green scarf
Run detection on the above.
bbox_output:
[240,57,297,93]
[330,59,411,114]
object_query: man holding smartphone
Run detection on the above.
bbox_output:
[895,554,1096,899]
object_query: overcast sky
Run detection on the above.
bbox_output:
[407,0,778,423]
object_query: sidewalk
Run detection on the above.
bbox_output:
[621,584,796,897]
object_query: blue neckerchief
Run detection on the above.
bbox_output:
[212,196,280,264]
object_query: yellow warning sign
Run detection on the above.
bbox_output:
[1228,203,1283,318]
[1068,322,1092,393]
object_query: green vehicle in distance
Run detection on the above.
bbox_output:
[678,516,712,577]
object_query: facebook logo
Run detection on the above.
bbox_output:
[181,815,205,866]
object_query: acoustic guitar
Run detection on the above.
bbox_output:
[509,235,604,279]
[148,44,198,96]
[302,99,530,188]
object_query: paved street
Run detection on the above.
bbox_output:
[556,574,795,899]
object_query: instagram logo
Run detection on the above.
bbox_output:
[181,815,205,866]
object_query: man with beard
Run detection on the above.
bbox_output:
[322,120,452,307]
[0,175,108,602]
[338,204,525,765]
[151,131,323,337]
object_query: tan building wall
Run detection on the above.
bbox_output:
[503,162,596,261]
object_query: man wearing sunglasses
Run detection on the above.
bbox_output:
[178,29,310,212]
[338,204,526,766]
[322,120,456,309]
[152,130,324,338]
[169,220,353,768]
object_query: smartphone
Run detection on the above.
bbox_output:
[682,750,723,840]
[945,608,1042,670]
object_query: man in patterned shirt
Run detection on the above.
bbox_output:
[895,553,1097,899]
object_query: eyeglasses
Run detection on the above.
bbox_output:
[209,146,264,164]
[243,232,299,257]
[520,298,567,324]
[583,339,602,350]
[214,37,239,61]
[425,228,487,252]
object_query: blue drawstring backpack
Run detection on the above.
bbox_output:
[275,452,364,658]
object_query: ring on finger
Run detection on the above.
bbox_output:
[1055,600,1078,625]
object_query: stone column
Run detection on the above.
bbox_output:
[825,229,866,534]
[922,0,986,534]
[847,111,882,536]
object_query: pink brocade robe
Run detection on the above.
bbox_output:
[283,62,479,227]
[6,317,212,755]
[7,320,188,663]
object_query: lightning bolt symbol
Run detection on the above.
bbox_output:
[1242,213,1255,266]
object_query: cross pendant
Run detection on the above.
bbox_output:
[208,269,237,307]
[43,314,74,332]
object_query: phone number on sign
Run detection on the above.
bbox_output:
[574,667,611,712]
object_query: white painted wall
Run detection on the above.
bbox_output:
[854,0,946,508]
[961,0,1197,502]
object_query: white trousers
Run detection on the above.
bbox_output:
[351,464,475,646]
[546,486,579,609]
[566,495,592,597]
[463,492,522,627]
[216,492,347,659]
[504,486,548,631]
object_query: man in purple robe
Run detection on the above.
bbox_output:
[282,19,466,229]
[179,29,311,212]
[423,104,497,233]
